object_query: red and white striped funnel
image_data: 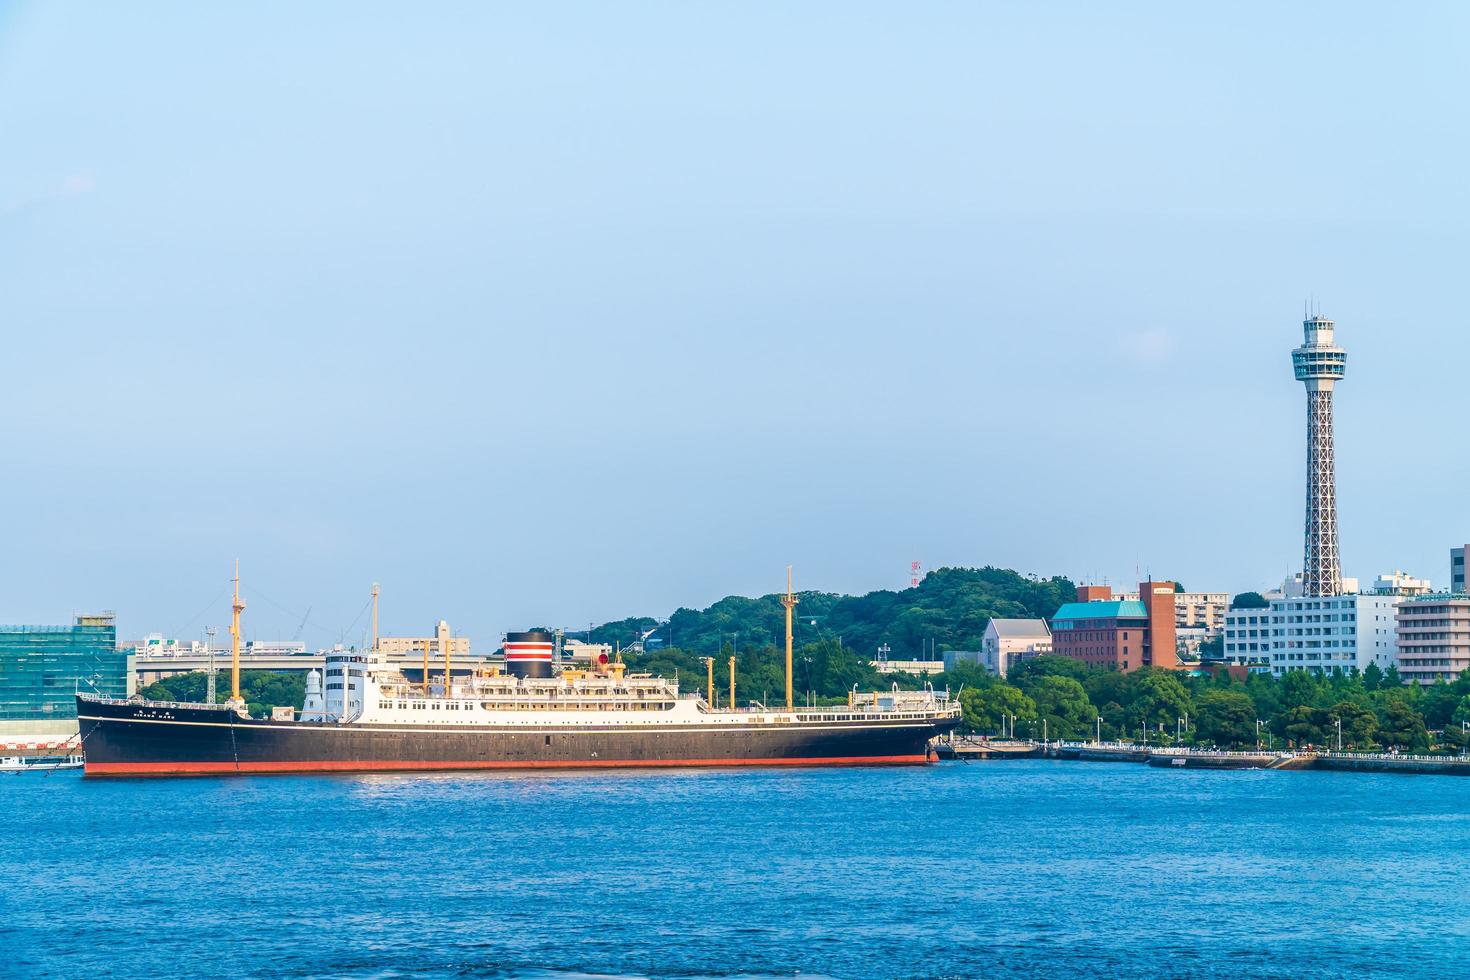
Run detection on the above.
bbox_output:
[504,631,554,679]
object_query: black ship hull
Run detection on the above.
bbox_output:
[76,697,958,776]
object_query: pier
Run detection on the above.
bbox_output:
[936,740,1470,776]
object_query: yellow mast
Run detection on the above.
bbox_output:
[229,560,245,705]
[729,655,737,710]
[701,656,715,708]
[371,583,379,651]
[423,637,430,695]
[781,565,798,710]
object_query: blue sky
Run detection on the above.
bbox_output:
[2,2,1466,650]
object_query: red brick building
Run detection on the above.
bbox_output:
[1049,581,1179,672]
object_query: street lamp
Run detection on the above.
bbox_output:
[1096,715,1102,745]
[1336,717,1343,752]
[1256,719,1262,751]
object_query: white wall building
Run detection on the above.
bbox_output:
[1224,574,1408,676]
[1265,592,1398,675]
[1222,606,1273,667]
[981,619,1051,678]
[1373,570,1432,597]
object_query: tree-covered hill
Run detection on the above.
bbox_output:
[591,566,1075,660]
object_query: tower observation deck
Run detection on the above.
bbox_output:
[1292,313,1347,597]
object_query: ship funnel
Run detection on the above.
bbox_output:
[504,631,554,679]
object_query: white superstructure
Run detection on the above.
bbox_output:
[300,647,956,728]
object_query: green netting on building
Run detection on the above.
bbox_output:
[0,615,127,721]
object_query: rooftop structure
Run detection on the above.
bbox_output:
[1372,570,1433,597]
[1292,311,1347,596]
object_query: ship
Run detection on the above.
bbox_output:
[75,568,960,776]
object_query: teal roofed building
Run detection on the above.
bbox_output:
[1052,600,1149,622]
[0,614,130,736]
[1050,582,1180,672]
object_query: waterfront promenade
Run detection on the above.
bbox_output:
[943,736,1470,775]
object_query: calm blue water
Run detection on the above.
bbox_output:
[4,761,1469,979]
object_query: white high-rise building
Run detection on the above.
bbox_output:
[1221,606,1274,668]
[1223,574,1409,676]
[1264,592,1398,676]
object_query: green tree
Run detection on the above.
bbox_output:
[1325,701,1378,750]
[1450,695,1470,728]
[1279,670,1324,711]
[1008,655,1089,686]
[1421,680,1461,729]
[1123,670,1193,735]
[959,684,1036,735]
[1377,699,1429,752]
[1437,725,1470,753]
[1275,705,1326,748]
[1026,675,1096,739]
[1194,689,1256,748]
[1362,661,1385,692]
[1382,665,1405,689]
[1231,592,1270,610]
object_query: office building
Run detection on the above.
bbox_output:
[1174,592,1228,633]
[0,614,130,736]
[1265,592,1398,676]
[377,620,471,657]
[1051,581,1178,672]
[1221,605,1274,668]
[1396,594,1470,684]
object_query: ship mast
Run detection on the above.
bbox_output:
[371,583,379,651]
[728,655,736,710]
[441,623,451,697]
[701,656,714,708]
[781,565,798,711]
[228,560,246,707]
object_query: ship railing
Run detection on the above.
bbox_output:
[82,694,233,711]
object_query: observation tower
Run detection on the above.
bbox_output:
[1291,312,1347,597]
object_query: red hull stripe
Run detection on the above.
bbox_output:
[85,755,929,776]
[504,654,553,659]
